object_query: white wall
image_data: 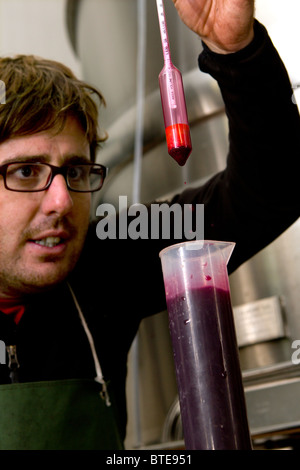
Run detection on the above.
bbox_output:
[0,0,81,76]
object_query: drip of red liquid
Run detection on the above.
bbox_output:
[165,123,192,166]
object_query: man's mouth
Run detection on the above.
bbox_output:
[33,237,63,248]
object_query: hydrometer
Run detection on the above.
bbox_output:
[156,0,192,166]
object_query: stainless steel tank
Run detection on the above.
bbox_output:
[66,0,300,449]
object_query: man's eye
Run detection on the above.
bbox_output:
[19,166,35,177]
[8,164,38,178]
[68,166,85,180]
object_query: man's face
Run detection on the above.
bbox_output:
[0,116,92,298]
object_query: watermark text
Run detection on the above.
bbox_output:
[0,340,5,364]
[96,196,204,240]
[0,80,5,104]
[291,340,300,364]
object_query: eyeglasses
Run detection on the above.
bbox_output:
[0,161,107,193]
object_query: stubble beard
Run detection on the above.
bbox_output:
[0,217,88,298]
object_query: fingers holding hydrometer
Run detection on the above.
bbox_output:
[156,0,192,166]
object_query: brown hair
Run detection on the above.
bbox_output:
[0,55,107,161]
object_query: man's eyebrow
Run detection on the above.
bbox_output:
[0,155,50,165]
[0,154,91,165]
[63,155,92,165]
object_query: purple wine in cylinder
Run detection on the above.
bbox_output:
[166,285,252,450]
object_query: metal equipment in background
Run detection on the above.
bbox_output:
[66,0,300,450]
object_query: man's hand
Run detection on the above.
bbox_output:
[172,0,255,54]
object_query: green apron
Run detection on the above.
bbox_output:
[0,379,123,450]
[0,285,124,450]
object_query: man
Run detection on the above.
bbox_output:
[0,0,299,449]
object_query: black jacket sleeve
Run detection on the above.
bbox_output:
[172,20,300,274]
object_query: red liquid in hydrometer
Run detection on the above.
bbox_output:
[165,123,192,166]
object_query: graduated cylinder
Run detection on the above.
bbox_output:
[159,240,252,450]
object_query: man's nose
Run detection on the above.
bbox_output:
[40,174,73,216]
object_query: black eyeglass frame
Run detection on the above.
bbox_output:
[0,161,107,193]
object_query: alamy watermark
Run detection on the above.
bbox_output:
[96,196,204,240]
[0,340,5,365]
[291,340,300,365]
[0,81,5,104]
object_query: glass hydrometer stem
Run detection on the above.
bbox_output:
[156,0,192,166]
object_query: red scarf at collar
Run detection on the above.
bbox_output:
[0,299,25,324]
